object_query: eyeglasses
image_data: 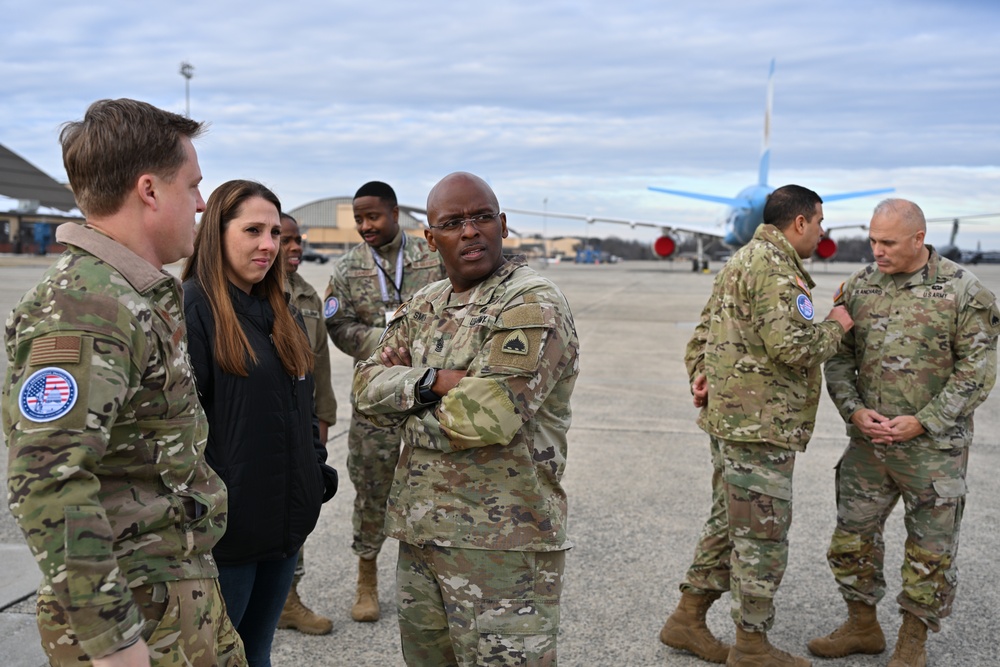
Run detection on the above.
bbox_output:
[428,212,500,233]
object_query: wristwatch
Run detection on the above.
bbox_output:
[416,368,440,405]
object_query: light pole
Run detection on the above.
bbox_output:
[542,197,548,264]
[179,62,194,117]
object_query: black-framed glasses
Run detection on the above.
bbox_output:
[428,212,500,233]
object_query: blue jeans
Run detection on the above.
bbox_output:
[218,551,299,667]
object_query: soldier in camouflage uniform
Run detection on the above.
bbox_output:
[324,181,445,622]
[2,99,245,666]
[277,213,338,635]
[353,172,579,666]
[662,185,853,667]
[810,199,999,667]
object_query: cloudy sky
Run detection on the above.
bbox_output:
[2,0,999,247]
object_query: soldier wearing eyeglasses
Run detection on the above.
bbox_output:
[354,172,580,666]
[323,181,445,622]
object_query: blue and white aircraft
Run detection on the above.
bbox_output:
[508,60,894,265]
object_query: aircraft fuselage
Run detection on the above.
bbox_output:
[724,184,773,247]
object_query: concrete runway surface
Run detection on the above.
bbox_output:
[1,254,997,666]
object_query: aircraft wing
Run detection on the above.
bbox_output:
[504,208,726,240]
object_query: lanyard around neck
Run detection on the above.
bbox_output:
[370,233,406,303]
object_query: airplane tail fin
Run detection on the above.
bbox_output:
[758,58,775,187]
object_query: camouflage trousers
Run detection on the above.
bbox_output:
[826,438,968,632]
[721,439,796,632]
[37,577,246,666]
[680,435,732,595]
[348,407,402,560]
[396,541,564,667]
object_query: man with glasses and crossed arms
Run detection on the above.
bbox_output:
[324,181,444,622]
[354,172,580,666]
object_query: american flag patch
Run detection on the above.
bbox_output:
[29,336,82,366]
[19,367,79,422]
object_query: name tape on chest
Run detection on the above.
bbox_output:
[19,367,79,423]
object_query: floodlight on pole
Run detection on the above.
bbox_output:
[542,198,548,263]
[179,62,194,117]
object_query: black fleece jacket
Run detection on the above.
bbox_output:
[183,279,336,566]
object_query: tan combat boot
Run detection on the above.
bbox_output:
[807,600,886,657]
[659,591,730,663]
[887,612,928,667]
[727,626,811,667]
[277,583,333,635]
[351,557,379,622]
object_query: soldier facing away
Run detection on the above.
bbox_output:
[323,181,445,621]
[2,99,245,666]
[353,172,580,665]
[662,184,853,667]
[809,198,1000,667]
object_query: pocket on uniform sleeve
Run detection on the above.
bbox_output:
[64,506,120,608]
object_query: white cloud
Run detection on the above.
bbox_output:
[2,0,998,247]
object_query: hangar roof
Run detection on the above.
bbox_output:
[0,143,78,212]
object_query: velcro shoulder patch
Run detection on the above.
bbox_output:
[499,302,544,328]
[29,336,82,366]
[833,281,845,304]
[795,275,811,296]
[501,330,529,355]
[489,327,543,371]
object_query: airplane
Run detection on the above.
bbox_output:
[507,59,895,269]
[929,213,1000,264]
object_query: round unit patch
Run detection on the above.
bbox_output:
[19,367,78,423]
[324,296,340,319]
[796,293,815,321]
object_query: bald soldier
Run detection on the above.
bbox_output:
[662,184,853,667]
[324,181,445,621]
[353,172,579,666]
[809,199,999,667]
[3,99,243,666]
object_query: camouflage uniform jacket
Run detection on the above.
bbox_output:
[825,247,1000,448]
[287,271,338,425]
[325,229,445,363]
[694,224,845,451]
[353,257,580,551]
[2,223,226,659]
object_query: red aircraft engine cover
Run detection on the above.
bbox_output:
[815,236,838,259]
[653,235,677,258]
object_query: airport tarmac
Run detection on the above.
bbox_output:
[1,254,998,667]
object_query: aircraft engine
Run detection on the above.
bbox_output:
[815,236,838,260]
[652,235,677,258]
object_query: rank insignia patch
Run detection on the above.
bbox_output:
[501,330,529,355]
[19,367,78,422]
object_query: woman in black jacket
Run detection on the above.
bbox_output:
[182,180,336,667]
